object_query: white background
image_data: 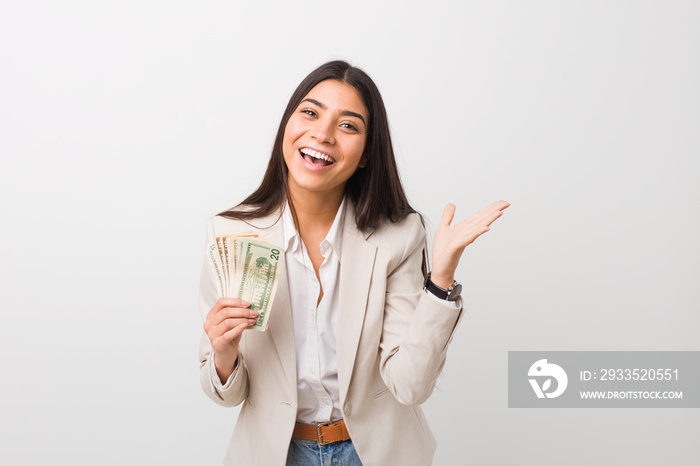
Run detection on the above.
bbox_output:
[1,1,698,465]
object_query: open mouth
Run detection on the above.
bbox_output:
[299,147,335,167]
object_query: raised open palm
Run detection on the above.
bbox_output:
[430,200,510,288]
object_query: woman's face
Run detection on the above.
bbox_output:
[282,79,368,201]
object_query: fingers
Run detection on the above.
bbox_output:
[211,321,249,356]
[221,322,250,345]
[208,316,257,351]
[462,225,490,246]
[218,306,259,321]
[204,298,258,338]
[488,200,510,211]
[445,200,509,229]
[206,298,253,323]
[440,203,456,228]
[206,309,259,331]
[448,200,510,247]
[451,201,508,229]
[214,297,251,310]
[484,210,503,227]
[431,200,509,276]
[215,315,258,332]
[469,200,509,223]
[452,200,508,229]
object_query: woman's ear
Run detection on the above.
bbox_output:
[359,153,369,168]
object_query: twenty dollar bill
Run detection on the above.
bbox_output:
[233,239,281,331]
[207,234,281,332]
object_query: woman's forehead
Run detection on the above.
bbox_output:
[302,80,368,119]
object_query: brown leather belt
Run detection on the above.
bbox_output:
[292,420,350,445]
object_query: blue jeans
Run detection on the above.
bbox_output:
[286,438,363,466]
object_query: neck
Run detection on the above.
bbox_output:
[288,187,344,234]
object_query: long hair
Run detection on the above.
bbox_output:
[218,60,427,273]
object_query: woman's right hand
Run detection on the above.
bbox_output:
[203,298,259,384]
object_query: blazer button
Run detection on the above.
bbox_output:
[344,403,352,415]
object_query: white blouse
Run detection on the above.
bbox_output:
[281,197,346,424]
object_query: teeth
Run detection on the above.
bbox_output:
[300,148,334,163]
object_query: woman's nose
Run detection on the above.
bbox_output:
[311,119,335,144]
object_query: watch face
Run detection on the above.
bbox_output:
[448,283,462,301]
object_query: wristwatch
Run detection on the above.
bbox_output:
[424,272,462,302]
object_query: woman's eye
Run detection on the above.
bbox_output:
[301,109,316,117]
[341,122,359,132]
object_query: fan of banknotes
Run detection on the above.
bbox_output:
[207,233,282,332]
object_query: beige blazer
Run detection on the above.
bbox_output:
[198,202,465,466]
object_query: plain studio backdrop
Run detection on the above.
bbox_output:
[1,1,698,465]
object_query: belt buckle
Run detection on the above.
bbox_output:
[316,421,332,446]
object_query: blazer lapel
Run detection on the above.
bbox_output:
[253,210,297,400]
[337,204,377,399]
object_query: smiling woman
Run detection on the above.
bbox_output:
[216,60,422,235]
[283,80,368,203]
[198,60,509,466]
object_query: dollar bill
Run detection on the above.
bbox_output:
[207,233,281,331]
[207,242,226,297]
[232,239,282,331]
[225,236,234,292]
[214,236,229,296]
[212,232,256,294]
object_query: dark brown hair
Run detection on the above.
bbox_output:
[219,61,425,270]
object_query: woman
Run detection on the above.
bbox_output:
[199,60,509,465]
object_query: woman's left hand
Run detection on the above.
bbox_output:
[430,200,510,289]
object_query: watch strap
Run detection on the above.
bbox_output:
[424,272,461,301]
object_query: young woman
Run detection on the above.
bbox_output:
[198,60,509,466]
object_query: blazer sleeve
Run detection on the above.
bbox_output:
[198,217,249,407]
[378,214,466,406]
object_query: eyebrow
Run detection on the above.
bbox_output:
[301,98,366,126]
